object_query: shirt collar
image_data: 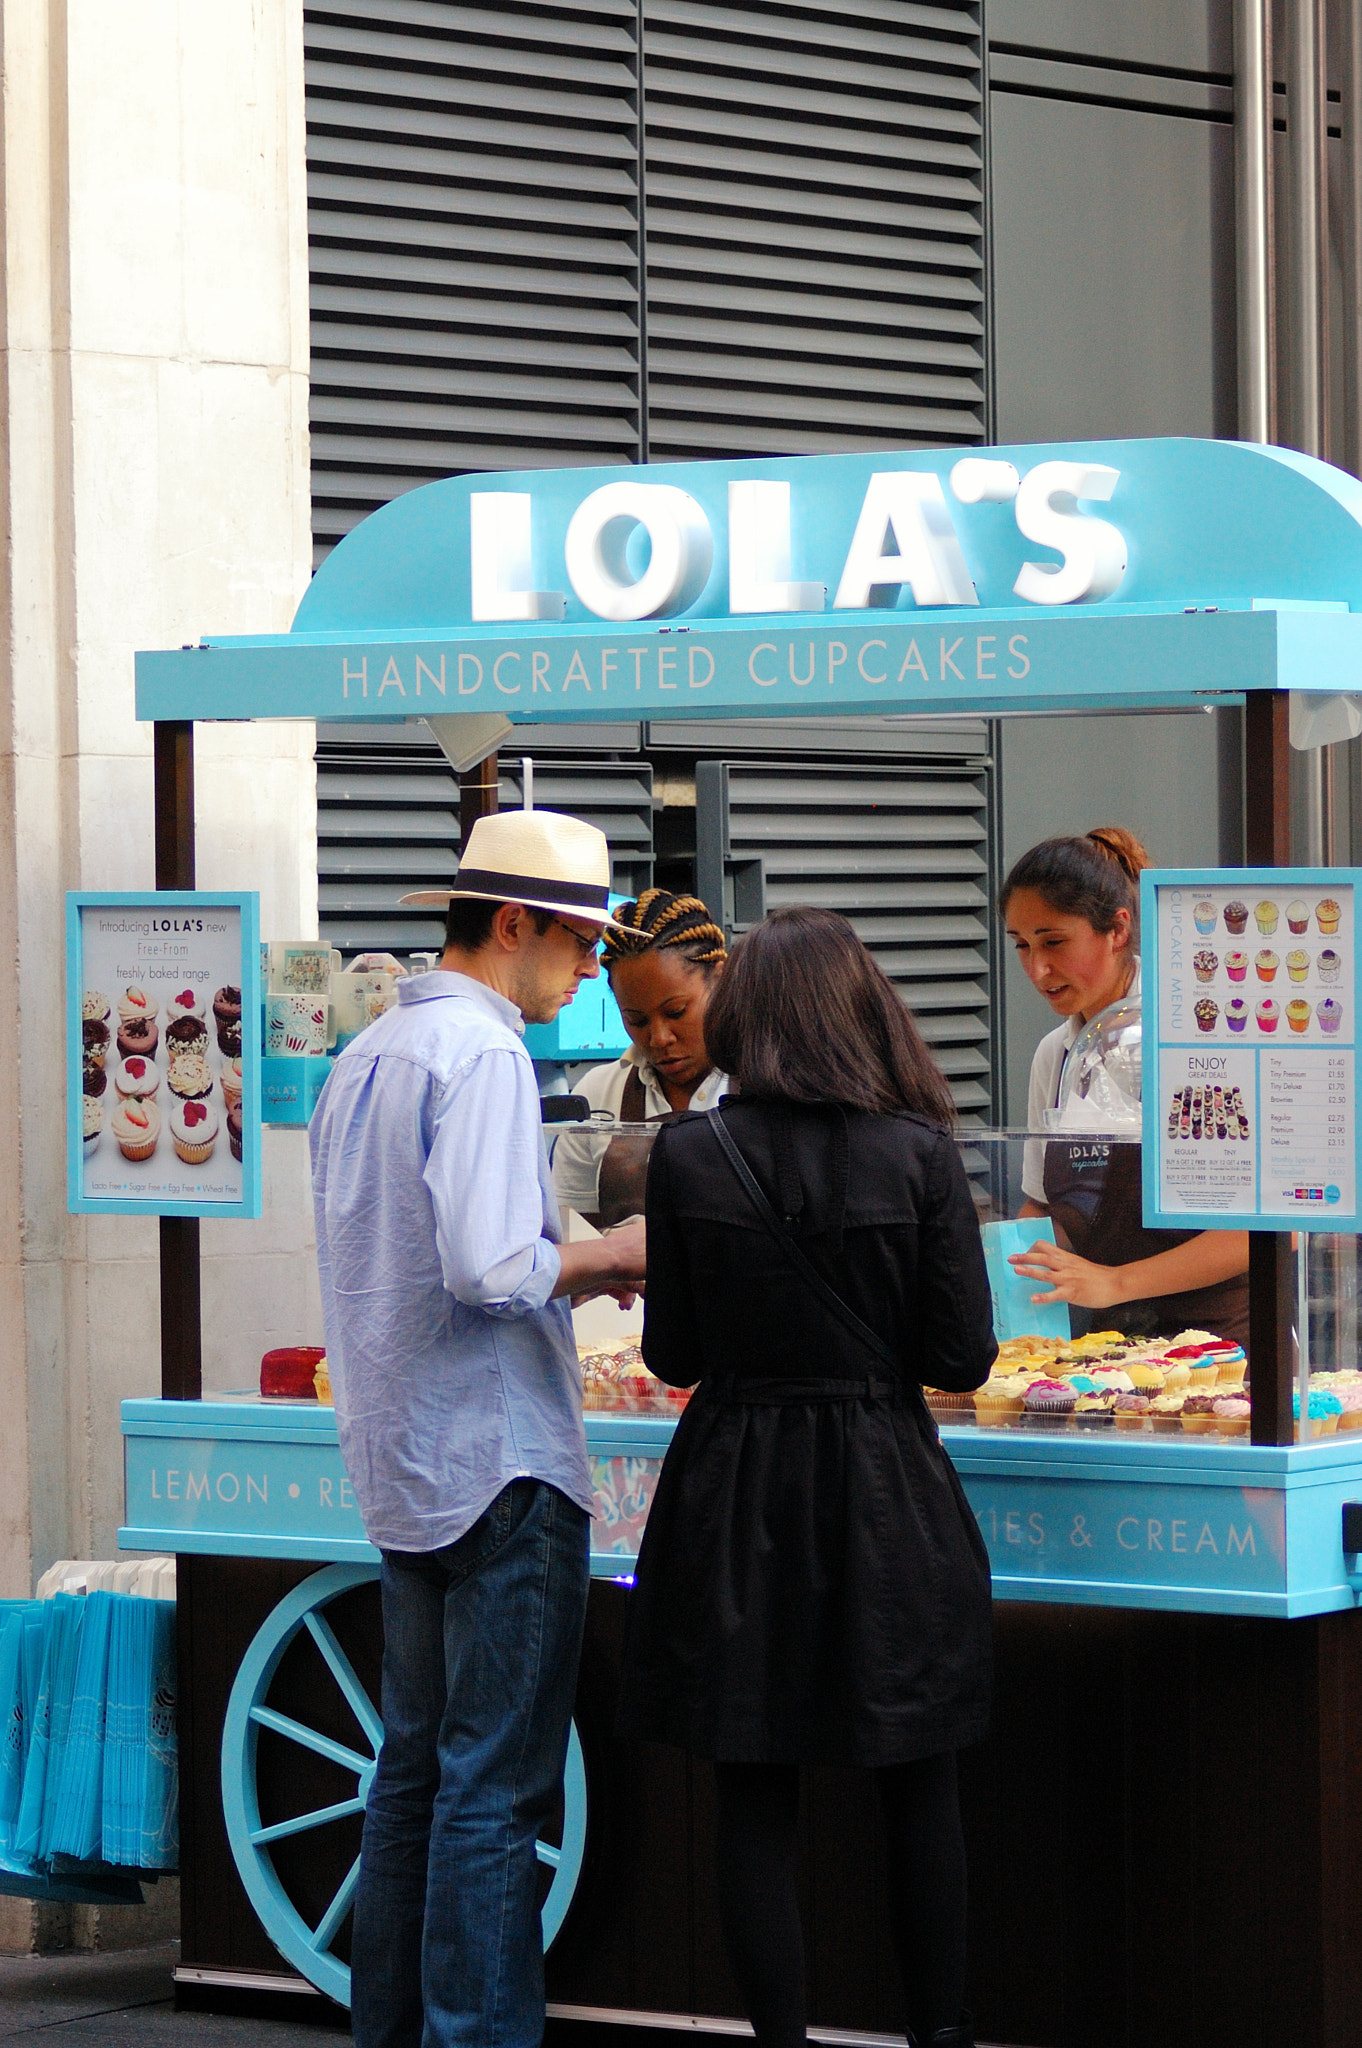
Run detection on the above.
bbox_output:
[397,969,525,1036]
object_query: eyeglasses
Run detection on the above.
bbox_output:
[551,918,603,960]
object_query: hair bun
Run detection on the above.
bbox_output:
[1087,826,1152,884]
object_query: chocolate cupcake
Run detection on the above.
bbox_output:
[213,985,242,1028]
[165,1013,208,1058]
[216,1015,242,1058]
[227,1103,243,1162]
[82,1016,109,1067]
[1224,900,1248,934]
[83,1063,107,1101]
[116,1014,159,1061]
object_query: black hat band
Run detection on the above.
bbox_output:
[453,867,610,911]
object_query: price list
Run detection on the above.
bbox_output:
[1261,1050,1355,1216]
[1145,868,1362,1229]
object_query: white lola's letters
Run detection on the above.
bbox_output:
[468,463,1130,623]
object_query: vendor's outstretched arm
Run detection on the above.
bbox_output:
[552,1220,646,1305]
[1007,1229,1248,1311]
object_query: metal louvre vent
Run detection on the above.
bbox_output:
[697,758,993,1115]
[305,0,644,565]
[642,0,987,460]
[316,726,654,956]
[304,1,986,559]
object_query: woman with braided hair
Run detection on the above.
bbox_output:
[552,889,729,1226]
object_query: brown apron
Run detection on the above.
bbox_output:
[1042,1138,1249,1348]
[595,1065,676,1227]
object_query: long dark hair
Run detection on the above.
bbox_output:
[703,907,956,1123]
[998,826,1151,934]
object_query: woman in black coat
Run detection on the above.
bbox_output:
[618,907,996,2048]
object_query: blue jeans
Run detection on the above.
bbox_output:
[350,1479,590,2048]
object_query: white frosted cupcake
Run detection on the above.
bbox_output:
[171,1099,218,1164]
[117,985,154,1025]
[221,1057,243,1111]
[165,986,207,1024]
[113,1055,160,1101]
[83,1094,104,1153]
[83,990,111,1025]
[112,1096,160,1160]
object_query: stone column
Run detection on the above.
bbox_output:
[0,0,315,1944]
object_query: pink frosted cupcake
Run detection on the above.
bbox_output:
[1022,1378,1076,1424]
[1212,1396,1251,1437]
[1226,951,1248,982]
[1336,1385,1362,1432]
[1256,999,1279,1032]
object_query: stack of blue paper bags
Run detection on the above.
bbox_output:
[0,1590,177,1903]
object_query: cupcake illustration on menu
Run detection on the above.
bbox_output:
[1226,951,1248,981]
[1194,998,1218,1033]
[113,1096,160,1161]
[1226,997,1248,1032]
[1194,950,1218,983]
[1317,899,1342,935]
[1257,998,1279,1032]
[1224,900,1248,934]
[1319,949,1341,983]
[1287,900,1310,935]
[1287,998,1311,1033]
[1194,902,1217,934]
[171,1100,218,1165]
[1255,901,1279,934]
[1319,997,1344,1034]
[1287,949,1310,982]
[1256,949,1278,982]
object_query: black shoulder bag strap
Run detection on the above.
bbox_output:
[706,1107,904,1379]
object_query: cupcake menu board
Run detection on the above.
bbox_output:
[1142,870,1360,1231]
[67,891,261,1218]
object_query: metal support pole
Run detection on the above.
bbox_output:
[459,752,500,844]
[1343,1,1362,474]
[1245,692,1295,1444]
[153,721,202,1402]
[1235,0,1276,441]
[1286,0,1329,454]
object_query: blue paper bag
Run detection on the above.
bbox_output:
[980,1218,1071,1344]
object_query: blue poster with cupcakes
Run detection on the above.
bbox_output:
[67,892,261,1218]
[1142,870,1360,1231]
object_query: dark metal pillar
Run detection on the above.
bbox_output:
[153,720,202,1402]
[459,752,500,843]
[1244,691,1293,1445]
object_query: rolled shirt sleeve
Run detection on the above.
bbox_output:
[425,1045,562,1315]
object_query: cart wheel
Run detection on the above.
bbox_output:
[220,1563,587,2007]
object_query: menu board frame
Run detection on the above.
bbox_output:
[67,891,262,1219]
[1142,867,1360,1232]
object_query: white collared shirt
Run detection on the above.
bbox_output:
[1021,957,1142,1202]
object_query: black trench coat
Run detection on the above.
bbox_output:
[616,1097,998,1767]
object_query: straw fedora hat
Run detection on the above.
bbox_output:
[399,810,629,931]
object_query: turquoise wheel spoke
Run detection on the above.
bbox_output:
[222,1564,588,2010]
[310,1855,361,1953]
[249,1704,371,1777]
[303,1611,383,1756]
[250,1796,366,1848]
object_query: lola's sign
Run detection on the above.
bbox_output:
[136,438,1362,724]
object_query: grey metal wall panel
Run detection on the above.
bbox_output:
[642,0,986,459]
[305,0,643,565]
[316,732,654,954]
[990,89,1237,443]
[987,0,1232,76]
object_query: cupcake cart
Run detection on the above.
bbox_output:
[124,439,1362,2048]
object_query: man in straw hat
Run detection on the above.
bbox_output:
[311,809,647,2048]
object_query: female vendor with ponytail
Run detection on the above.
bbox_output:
[1003,828,1250,1348]
[553,889,729,1226]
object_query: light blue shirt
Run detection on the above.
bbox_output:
[309,971,592,1552]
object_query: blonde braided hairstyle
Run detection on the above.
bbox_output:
[602,888,727,974]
